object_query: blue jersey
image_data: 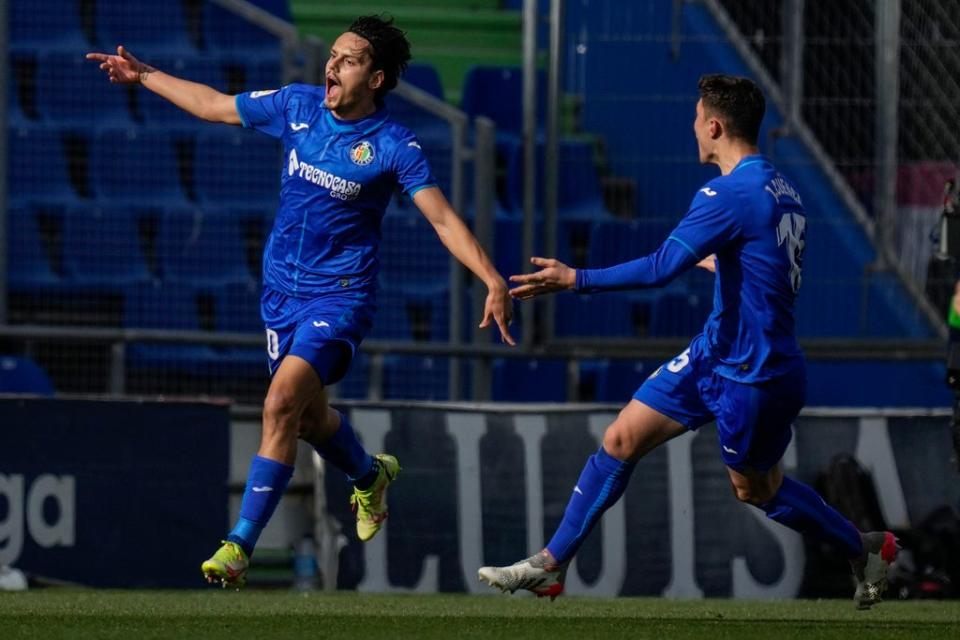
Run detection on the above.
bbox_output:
[670,155,805,382]
[235,84,437,297]
[576,154,805,382]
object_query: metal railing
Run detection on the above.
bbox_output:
[702,0,948,339]
[0,322,946,399]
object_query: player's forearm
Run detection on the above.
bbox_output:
[576,238,697,293]
[434,217,505,290]
[140,68,238,124]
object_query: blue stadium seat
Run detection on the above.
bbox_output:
[402,64,445,99]
[61,205,152,287]
[378,212,451,291]
[92,128,187,202]
[503,138,610,218]
[336,352,370,399]
[36,51,135,126]
[210,280,266,376]
[9,53,38,124]
[194,129,280,204]
[587,217,678,267]
[123,283,217,374]
[382,355,450,400]
[461,66,546,136]
[202,0,288,55]
[554,294,636,338]
[369,286,450,341]
[493,216,524,279]
[491,358,567,402]
[386,63,448,138]
[10,0,89,52]
[579,359,656,403]
[0,356,55,395]
[414,129,454,195]
[649,292,710,337]
[158,207,253,285]
[95,1,197,55]
[8,126,78,202]
[220,58,283,94]
[139,57,224,125]
[213,280,263,334]
[6,205,60,290]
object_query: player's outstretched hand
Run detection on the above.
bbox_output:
[479,281,516,346]
[85,46,149,84]
[509,257,576,300]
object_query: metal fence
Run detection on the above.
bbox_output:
[1,0,953,405]
[719,0,960,317]
[1,0,490,402]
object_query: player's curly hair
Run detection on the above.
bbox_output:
[698,74,765,144]
[348,15,411,102]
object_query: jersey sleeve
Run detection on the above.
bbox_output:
[575,236,701,293]
[667,184,741,260]
[234,87,291,138]
[392,133,437,196]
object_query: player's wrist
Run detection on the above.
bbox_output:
[137,64,155,84]
[485,275,508,293]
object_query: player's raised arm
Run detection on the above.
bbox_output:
[412,186,515,345]
[86,46,241,125]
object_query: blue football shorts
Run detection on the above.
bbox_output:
[260,285,375,386]
[633,334,806,472]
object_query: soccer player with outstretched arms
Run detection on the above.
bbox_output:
[89,15,515,588]
[478,74,898,610]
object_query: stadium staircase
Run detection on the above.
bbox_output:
[290,0,522,104]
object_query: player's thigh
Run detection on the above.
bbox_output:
[603,399,688,462]
[710,363,806,473]
[264,354,324,422]
[631,339,714,437]
[287,296,373,386]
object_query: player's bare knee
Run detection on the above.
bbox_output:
[602,424,636,460]
[262,388,303,432]
[732,480,778,505]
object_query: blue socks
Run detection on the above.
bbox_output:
[759,476,864,558]
[546,447,635,564]
[313,411,377,488]
[227,455,294,558]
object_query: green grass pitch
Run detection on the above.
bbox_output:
[1,590,958,639]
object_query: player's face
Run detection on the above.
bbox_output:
[693,99,717,164]
[324,32,384,118]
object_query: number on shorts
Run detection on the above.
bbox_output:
[266,328,280,360]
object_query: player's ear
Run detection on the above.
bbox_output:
[709,117,723,140]
[369,69,384,92]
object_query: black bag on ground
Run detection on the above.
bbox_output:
[799,453,886,597]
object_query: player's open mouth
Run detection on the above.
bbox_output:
[326,75,341,99]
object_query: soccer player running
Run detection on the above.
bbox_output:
[88,15,515,588]
[478,75,897,609]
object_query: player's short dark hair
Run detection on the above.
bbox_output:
[348,15,411,102]
[697,74,765,144]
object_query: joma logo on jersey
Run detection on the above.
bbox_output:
[350,140,375,166]
[288,149,361,200]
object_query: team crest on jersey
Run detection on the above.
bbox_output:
[350,140,375,166]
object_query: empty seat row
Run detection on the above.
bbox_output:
[10,0,289,55]
[9,51,282,126]
[8,204,266,289]
[9,125,282,205]
[8,201,469,289]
